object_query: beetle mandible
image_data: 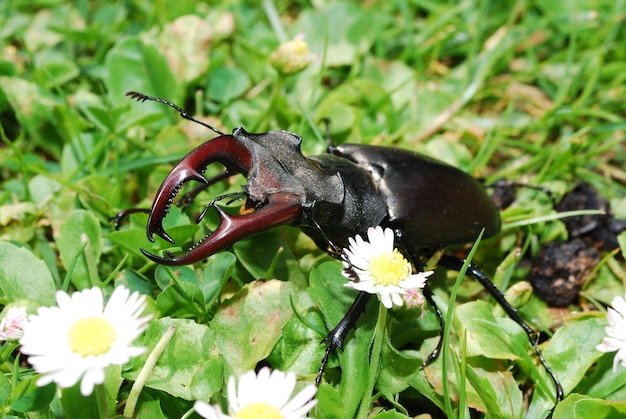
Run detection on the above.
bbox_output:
[123,91,563,404]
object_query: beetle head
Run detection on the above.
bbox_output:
[140,127,343,265]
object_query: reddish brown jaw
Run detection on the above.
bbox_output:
[141,193,303,265]
[145,134,252,244]
[141,134,305,265]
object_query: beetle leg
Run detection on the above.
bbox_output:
[195,192,248,224]
[315,291,372,387]
[111,171,234,230]
[302,212,375,386]
[397,236,447,366]
[420,285,445,366]
[176,171,233,210]
[112,208,151,230]
[438,254,564,402]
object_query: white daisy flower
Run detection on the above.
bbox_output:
[19,286,151,396]
[194,367,317,419]
[596,293,626,372]
[0,306,27,341]
[342,226,433,309]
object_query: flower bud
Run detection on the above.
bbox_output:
[270,38,313,75]
[0,305,28,341]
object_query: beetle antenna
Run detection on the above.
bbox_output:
[306,211,343,254]
[125,91,226,136]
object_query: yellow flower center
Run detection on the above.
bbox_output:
[235,402,282,419]
[68,317,116,357]
[369,249,410,286]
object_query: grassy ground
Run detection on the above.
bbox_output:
[1,0,626,418]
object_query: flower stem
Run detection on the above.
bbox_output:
[124,325,177,417]
[95,383,109,419]
[357,302,387,419]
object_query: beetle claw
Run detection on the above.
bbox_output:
[143,135,254,251]
[140,248,176,264]
[183,168,210,185]
[144,193,303,265]
[140,130,305,265]
[147,224,175,244]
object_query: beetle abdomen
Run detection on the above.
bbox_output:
[335,144,501,248]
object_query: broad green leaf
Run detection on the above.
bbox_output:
[58,134,94,177]
[307,262,355,326]
[190,357,224,402]
[107,228,152,259]
[155,265,199,289]
[421,348,523,417]
[206,67,250,103]
[134,398,166,419]
[33,59,80,88]
[212,279,299,376]
[125,317,221,400]
[105,36,179,107]
[200,252,237,305]
[104,36,180,132]
[28,175,61,207]
[580,350,626,400]
[454,300,527,360]
[137,224,202,255]
[73,90,120,133]
[268,309,327,376]
[152,263,200,310]
[233,230,307,287]
[377,337,422,395]
[553,393,626,419]
[371,411,412,419]
[0,242,56,306]
[406,367,446,413]
[465,362,523,419]
[315,384,345,419]
[9,378,56,413]
[156,282,206,318]
[293,2,372,66]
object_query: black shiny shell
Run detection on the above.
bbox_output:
[335,144,501,247]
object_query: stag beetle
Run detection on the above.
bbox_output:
[123,91,563,403]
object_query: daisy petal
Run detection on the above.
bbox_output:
[194,401,226,419]
[19,286,151,396]
[597,292,626,373]
[204,368,317,418]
